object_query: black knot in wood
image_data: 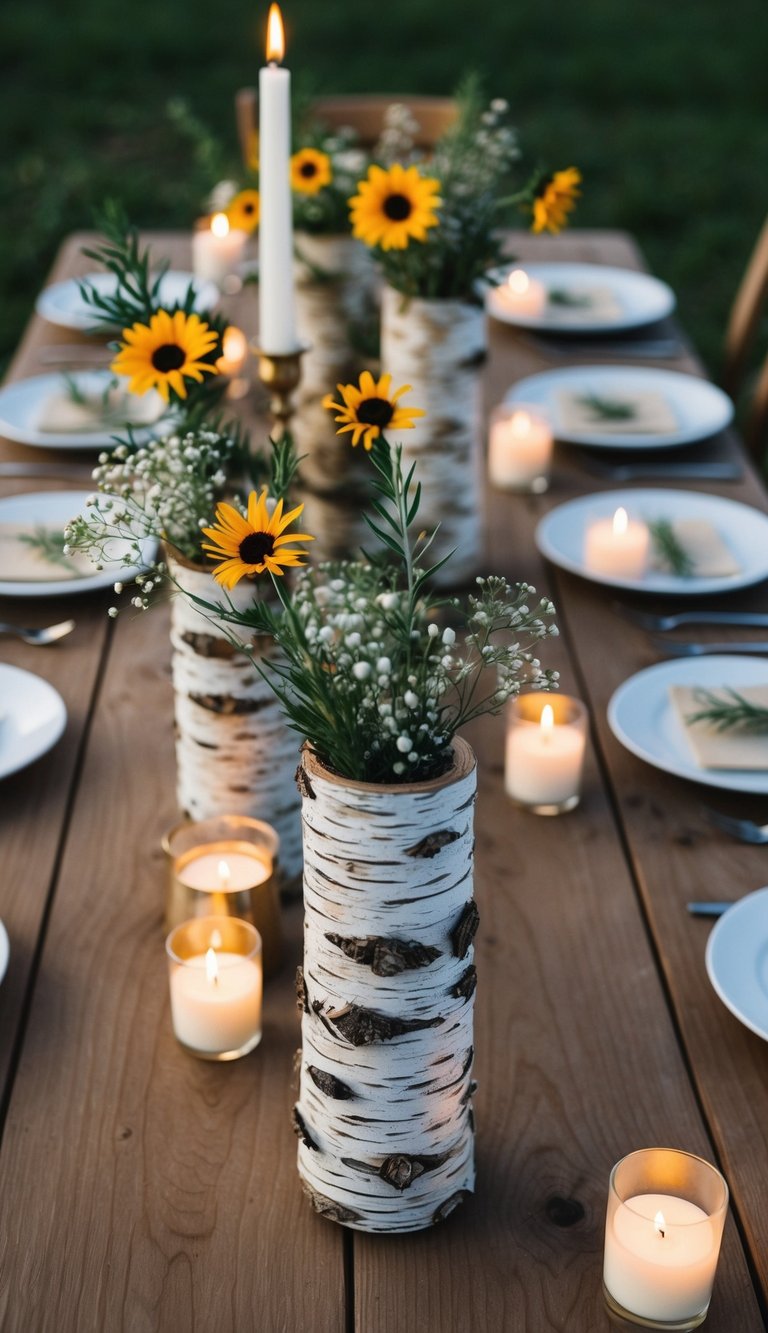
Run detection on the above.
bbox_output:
[295,966,310,1014]
[307,1065,353,1100]
[461,1079,478,1105]
[405,828,460,859]
[545,1196,585,1228]
[291,1105,319,1151]
[180,630,242,660]
[304,1185,361,1225]
[461,1046,474,1078]
[189,692,267,716]
[324,1003,443,1046]
[452,965,477,1002]
[379,1152,449,1192]
[432,1190,468,1225]
[295,764,315,799]
[325,932,440,977]
[451,900,480,959]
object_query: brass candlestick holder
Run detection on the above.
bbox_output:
[256,343,309,438]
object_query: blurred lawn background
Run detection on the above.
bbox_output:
[2,0,768,389]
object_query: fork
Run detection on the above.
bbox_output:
[0,619,75,646]
[652,637,768,657]
[702,808,768,844]
[579,457,742,482]
[616,606,768,632]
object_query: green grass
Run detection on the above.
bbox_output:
[2,0,768,387]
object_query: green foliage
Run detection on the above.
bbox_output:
[687,688,768,733]
[649,518,695,577]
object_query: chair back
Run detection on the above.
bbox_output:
[722,215,768,397]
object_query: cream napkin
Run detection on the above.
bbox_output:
[556,388,679,435]
[546,285,624,324]
[0,523,92,582]
[651,519,741,578]
[35,386,165,434]
[670,684,768,770]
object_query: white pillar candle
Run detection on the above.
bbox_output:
[167,916,263,1059]
[258,4,298,354]
[505,694,587,813]
[584,506,650,579]
[192,213,247,287]
[489,268,547,320]
[488,404,553,492]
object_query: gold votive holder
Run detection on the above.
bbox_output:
[505,692,588,815]
[603,1149,728,1331]
[162,815,282,978]
[166,915,262,1061]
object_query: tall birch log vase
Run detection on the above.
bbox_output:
[167,551,303,893]
[380,286,487,585]
[294,737,479,1233]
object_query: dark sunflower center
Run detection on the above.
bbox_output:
[356,397,394,428]
[239,531,275,564]
[243,202,255,214]
[300,161,318,178]
[151,343,186,373]
[383,193,412,222]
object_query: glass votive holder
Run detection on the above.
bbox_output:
[488,403,554,494]
[603,1148,729,1331]
[166,915,263,1061]
[162,816,282,978]
[505,692,587,815]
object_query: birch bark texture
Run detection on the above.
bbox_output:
[380,285,487,585]
[295,738,479,1232]
[167,553,303,890]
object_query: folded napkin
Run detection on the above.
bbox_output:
[35,386,165,434]
[651,519,741,578]
[556,388,679,435]
[0,523,91,582]
[546,285,624,324]
[670,684,768,770]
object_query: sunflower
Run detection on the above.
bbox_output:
[531,167,582,235]
[349,163,441,251]
[202,491,314,588]
[291,147,332,195]
[226,188,261,234]
[323,370,425,450]
[111,309,219,402]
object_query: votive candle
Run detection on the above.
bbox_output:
[489,268,547,320]
[192,213,247,287]
[166,915,263,1060]
[505,693,587,814]
[584,506,650,579]
[488,404,553,493]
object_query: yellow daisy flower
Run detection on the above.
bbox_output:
[202,491,314,588]
[226,188,261,234]
[349,164,441,251]
[323,370,425,450]
[531,167,582,235]
[291,147,332,195]
[111,309,219,402]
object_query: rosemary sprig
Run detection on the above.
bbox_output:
[576,392,637,421]
[18,527,70,570]
[649,518,694,577]
[687,688,768,733]
[548,288,593,309]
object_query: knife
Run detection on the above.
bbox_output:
[686,902,733,917]
[0,462,95,480]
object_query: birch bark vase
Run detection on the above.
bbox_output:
[167,552,303,892]
[294,738,479,1233]
[380,285,487,585]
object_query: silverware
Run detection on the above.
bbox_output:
[0,462,94,481]
[37,345,112,365]
[615,606,768,632]
[0,618,75,646]
[652,638,768,657]
[580,458,742,482]
[686,901,734,917]
[519,331,685,360]
[703,808,768,844]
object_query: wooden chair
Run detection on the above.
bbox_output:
[722,215,768,398]
[744,350,768,464]
[235,89,457,167]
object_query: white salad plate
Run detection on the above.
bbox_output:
[706,887,768,1041]
[608,655,768,796]
[0,490,156,598]
[0,663,67,781]
[505,365,733,450]
[36,270,219,332]
[486,262,676,333]
[535,488,768,596]
[0,371,167,450]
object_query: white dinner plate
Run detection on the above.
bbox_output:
[486,262,676,333]
[0,663,67,780]
[0,371,168,450]
[0,491,156,598]
[505,365,733,450]
[36,270,219,332]
[536,488,768,596]
[0,920,8,984]
[608,656,768,795]
[706,887,768,1041]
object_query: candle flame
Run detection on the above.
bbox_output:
[507,269,530,295]
[612,506,629,537]
[510,410,532,436]
[540,703,555,737]
[218,859,231,888]
[205,947,219,985]
[654,1210,666,1239]
[266,3,285,61]
[210,929,223,948]
[211,211,230,238]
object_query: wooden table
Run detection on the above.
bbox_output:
[0,231,767,1332]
